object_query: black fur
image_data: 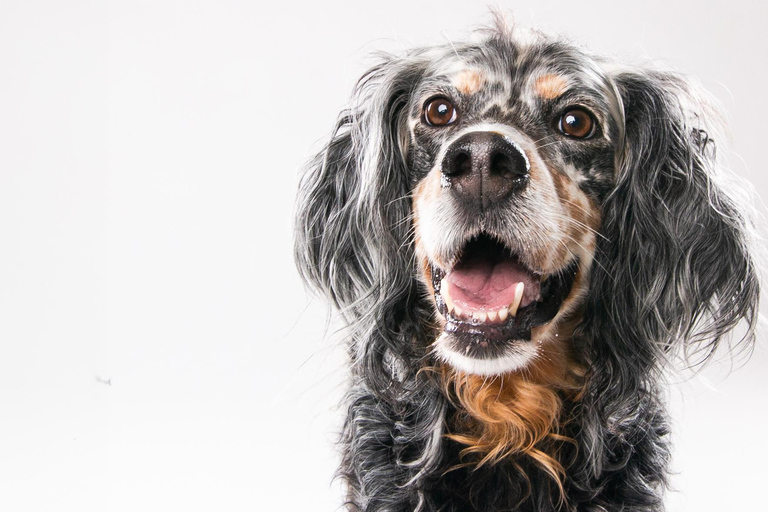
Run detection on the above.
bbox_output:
[295,23,759,512]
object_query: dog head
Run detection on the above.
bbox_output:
[295,22,759,384]
[407,37,621,375]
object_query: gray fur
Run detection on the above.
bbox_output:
[295,22,759,512]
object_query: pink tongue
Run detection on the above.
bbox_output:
[446,255,539,310]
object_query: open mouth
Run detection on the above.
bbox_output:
[431,233,578,357]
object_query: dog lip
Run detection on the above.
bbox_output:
[433,234,547,278]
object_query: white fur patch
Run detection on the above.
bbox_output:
[433,333,539,376]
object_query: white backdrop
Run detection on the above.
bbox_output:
[0,1,766,510]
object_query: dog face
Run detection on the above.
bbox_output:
[296,23,758,389]
[406,41,624,375]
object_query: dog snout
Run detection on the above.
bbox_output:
[441,132,530,210]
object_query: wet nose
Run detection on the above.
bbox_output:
[441,132,530,210]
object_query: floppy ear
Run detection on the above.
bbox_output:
[571,71,761,498]
[294,56,432,388]
[584,71,760,373]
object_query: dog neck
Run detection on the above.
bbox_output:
[438,319,586,498]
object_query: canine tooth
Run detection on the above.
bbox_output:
[508,282,525,318]
[440,279,455,311]
[474,311,487,323]
[454,305,463,319]
[498,308,508,322]
[487,310,498,322]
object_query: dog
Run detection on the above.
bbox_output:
[294,16,759,512]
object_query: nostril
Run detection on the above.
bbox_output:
[445,150,472,177]
[490,153,513,177]
[490,148,528,180]
[456,152,472,175]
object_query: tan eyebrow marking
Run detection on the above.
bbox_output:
[535,73,569,100]
[453,69,485,95]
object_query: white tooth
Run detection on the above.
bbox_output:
[498,308,508,322]
[441,279,455,312]
[487,310,498,322]
[454,305,463,319]
[508,282,525,318]
[474,311,487,323]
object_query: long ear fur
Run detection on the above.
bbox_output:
[588,70,759,372]
[295,54,452,510]
[573,70,760,501]
[294,55,435,395]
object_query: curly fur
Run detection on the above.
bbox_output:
[294,17,759,512]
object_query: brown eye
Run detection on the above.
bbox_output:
[558,108,595,138]
[424,97,457,126]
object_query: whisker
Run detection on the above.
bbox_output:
[531,134,560,146]
[534,139,565,151]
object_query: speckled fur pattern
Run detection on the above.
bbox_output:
[294,18,759,512]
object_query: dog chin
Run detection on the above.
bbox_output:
[433,333,538,376]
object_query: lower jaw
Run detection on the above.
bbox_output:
[434,330,544,376]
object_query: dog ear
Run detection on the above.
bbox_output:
[294,56,431,383]
[584,71,760,377]
[571,71,761,495]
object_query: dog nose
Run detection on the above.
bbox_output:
[441,132,530,210]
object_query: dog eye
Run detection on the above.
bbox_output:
[424,97,458,126]
[558,108,596,139]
